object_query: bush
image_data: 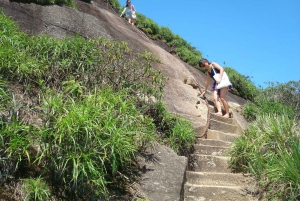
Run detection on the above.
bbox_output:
[136,14,160,39]
[109,0,121,11]
[159,26,174,43]
[242,102,257,122]
[242,82,297,122]
[263,81,300,119]
[225,67,258,101]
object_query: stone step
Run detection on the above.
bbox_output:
[194,125,206,136]
[190,154,231,173]
[208,105,232,117]
[210,112,235,124]
[210,119,239,134]
[185,171,254,187]
[197,138,231,148]
[193,144,228,156]
[207,129,239,142]
[184,184,255,201]
[207,98,215,107]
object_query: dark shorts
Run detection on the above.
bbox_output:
[211,82,234,95]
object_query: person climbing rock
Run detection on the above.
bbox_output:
[199,58,233,118]
[120,0,136,25]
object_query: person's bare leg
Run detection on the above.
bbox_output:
[219,88,230,118]
[213,90,222,116]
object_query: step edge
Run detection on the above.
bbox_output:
[194,144,230,149]
[184,183,243,189]
[191,154,230,159]
[186,171,243,176]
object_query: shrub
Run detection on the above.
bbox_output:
[225,67,258,101]
[171,35,188,48]
[243,82,297,122]
[176,47,194,63]
[159,26,175,43]
[263,81,300,119]
[136,15,160,39]
[108,0,121,10]
[242,102,257,122]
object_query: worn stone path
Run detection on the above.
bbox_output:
[183,96,258,201]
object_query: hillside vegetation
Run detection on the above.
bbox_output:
[229,80,300,200]
[0,11,196,200]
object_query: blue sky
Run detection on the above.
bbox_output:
[129,0,300,88]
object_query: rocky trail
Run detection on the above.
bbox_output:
[183,93,258,201]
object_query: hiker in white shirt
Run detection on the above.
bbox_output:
[120,0,136,25]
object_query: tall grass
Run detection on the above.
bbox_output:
[36,89,156,198]
[0,11,197,199]
[22,177,51,201]
[229,114,300,200]
[0,11,165,101]
[266,138,300,200]
[243,92,295,122]
[144,102,196,155]
[0,77,11,115]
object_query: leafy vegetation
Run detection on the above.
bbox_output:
[225,67,259,101]
[22,177,51,201]
[230,80,300,200]
[243,81,299,121]
[229,114,300,200]
[144,102,197,154]
[2,0,300,200]
[108,0,121,11]
[0,11,196,200]
[10,0,257,100]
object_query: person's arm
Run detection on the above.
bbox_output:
[131,5,135,11]
[211,62,224,84]
[120,7,126,17]
[201,72,211,96]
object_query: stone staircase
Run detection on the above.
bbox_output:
[182,99,258,201]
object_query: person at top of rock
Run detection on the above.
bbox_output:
[120,0,136,26]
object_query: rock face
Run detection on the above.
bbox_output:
[136,143,188,201]
[0,0,249,200]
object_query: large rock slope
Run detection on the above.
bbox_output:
[0,0,248,200]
